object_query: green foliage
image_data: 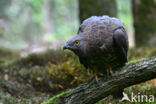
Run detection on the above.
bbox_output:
[52,0,79,40]
[17,50,66,66]
[1,0,79,49]
[125,59,143,66]
[0,47,155,103]
[116,0,134,35]
[96,101,104,104]
[129,47,156,60]
[28,0,44,26]
[11,50,91,92]
[0,48,19,67]
[0,49,91,103]
[42,47,156,104]
[42,90,71,104]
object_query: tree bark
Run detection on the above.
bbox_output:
[79,0,117,23]
[132,0,156,47]
[53,56,156,104]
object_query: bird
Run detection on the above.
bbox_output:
[63,16,129,76]
[63,15,129,100]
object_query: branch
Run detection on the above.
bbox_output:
[46,56,156,104]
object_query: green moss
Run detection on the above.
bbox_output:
[0,48,19,66]
[125,57,149,66]
[42,90,71,104]
[0,48,154,103]
[15,49,67,66]
[125,59,143,66]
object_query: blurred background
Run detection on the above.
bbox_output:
[0,0,155,104]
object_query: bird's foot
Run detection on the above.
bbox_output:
[95,75,98,82]
[106,68,113,79]
[94,74,100,82]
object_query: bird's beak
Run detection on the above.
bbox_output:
[63,45,68,50]
[63,44,70,50]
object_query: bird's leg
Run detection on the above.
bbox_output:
[106,69,109,78]
[92,69,99,82]
[95,75,98,82]
[109,68,113,76]
[106,68,113,78]
[89,69,98,82]
[94,70,99,82]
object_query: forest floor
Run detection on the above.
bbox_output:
[0,47,156,104]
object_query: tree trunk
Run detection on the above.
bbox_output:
[79,0,117,23]
[132,0,156,47]
[49,56,156,104]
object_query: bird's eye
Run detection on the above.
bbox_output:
[75,41,80,46]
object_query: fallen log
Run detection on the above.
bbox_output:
[43,56,156,104]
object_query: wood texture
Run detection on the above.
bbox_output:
[53,56,156,104]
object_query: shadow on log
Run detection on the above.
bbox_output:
[44,56,156,104]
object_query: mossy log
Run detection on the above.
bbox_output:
[44,56,156,104]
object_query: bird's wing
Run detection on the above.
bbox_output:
[79,57,88,68]
[113,28,129,62]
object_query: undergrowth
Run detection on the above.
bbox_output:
[0,47,155,103]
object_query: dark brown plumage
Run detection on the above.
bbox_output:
[63,16,129,75]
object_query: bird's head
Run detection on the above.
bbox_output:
[63,36,87,56]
